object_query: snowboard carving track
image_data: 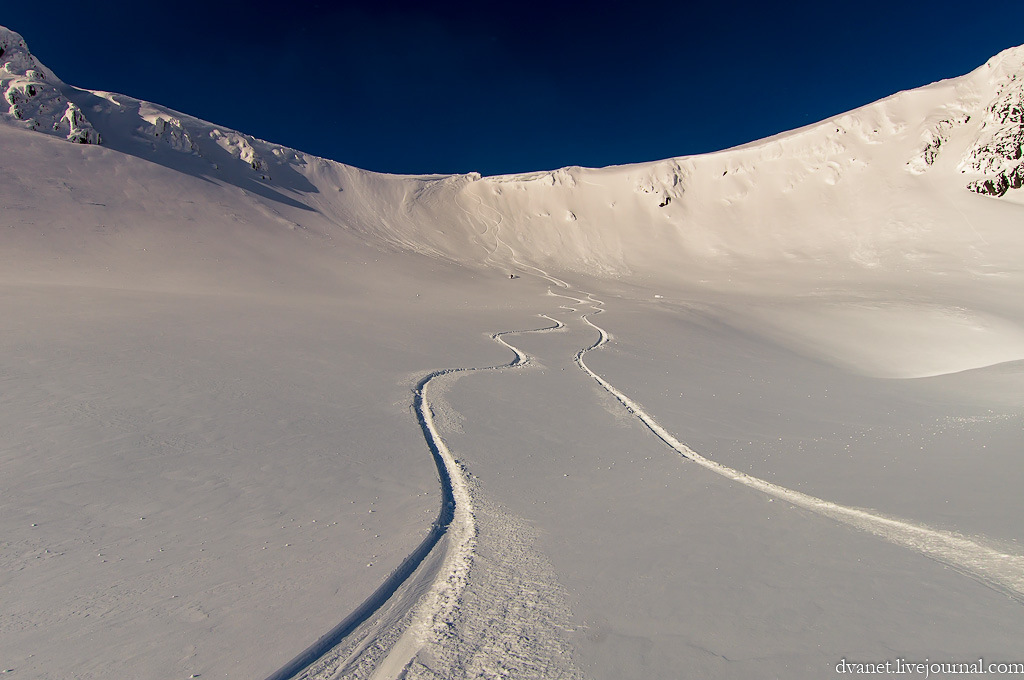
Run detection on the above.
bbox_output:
[263,316,565,680]
[555,289,1024,605]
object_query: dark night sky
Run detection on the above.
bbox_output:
[5,1,1024,176]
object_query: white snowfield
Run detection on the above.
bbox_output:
[2,23,1024,680]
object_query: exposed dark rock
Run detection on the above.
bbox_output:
[961,75,1024,195]
[968,174,1010,197]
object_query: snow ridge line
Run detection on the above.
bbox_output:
[557,291,1024,605]
[263,316,565,680]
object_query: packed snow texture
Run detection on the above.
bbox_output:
[2,24,1024,680]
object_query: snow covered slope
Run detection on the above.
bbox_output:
[3,24,1024,680]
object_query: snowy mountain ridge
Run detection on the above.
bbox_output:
[1,26,276,176]
[3,24,1024,285]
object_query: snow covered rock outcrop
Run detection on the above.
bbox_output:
[137,103,200,154]
[1,25,277,183]
[0,27,100,144]
[209,127,270,173]
[908,114,971,173]
[634,159,686,207]
[131,105,271,177]
[960,47,1024,196]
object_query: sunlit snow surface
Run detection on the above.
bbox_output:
[2,24,1024,680]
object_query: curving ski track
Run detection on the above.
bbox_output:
[555,289,1024,605]
[263,316,564,680]
[269,195,1021,678]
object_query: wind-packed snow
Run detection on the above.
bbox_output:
[2,24,1024,680]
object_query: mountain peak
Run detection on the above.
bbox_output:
[0,26,56,81]
[0,25,100,144]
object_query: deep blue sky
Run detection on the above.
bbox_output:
[6,1,1024,176]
